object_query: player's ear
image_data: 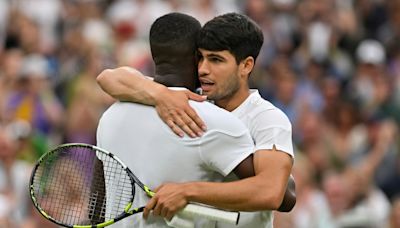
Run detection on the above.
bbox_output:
[239,56,254,78]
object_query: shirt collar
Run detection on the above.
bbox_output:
[232,89,260,116]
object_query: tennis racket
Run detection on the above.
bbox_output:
[29,143,240,228]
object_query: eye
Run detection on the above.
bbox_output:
[209,57,222,63]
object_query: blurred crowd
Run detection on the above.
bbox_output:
[0,0,399,227]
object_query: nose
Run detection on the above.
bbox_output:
[198,59,209,77]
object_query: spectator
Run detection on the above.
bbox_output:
[0,124,33,227]
[0,1,399,226]
[274,153,334,228]
[5,54,63,157]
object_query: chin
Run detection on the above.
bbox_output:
[202,91,213,97]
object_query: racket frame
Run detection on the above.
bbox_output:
[29,143,240,227]
[29,143,143,228]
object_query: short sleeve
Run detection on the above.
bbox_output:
[252,110,294,158]
[199,129,254,176]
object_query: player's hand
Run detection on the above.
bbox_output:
[143,183,189,221]
[154,89,207,138]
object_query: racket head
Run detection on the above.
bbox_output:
[29,143,137,227]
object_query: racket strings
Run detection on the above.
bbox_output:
[32,146,91,224]
[31,145,134,226]
[93,151,133,222]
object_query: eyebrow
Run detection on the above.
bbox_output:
[205,53,226,60]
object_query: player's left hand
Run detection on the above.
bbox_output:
[143,183,190,221]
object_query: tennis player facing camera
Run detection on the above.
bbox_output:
[97,13,295,228]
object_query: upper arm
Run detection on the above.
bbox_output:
[232,154,255,179]
[254,147,293,198]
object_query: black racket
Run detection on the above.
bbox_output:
[29,143,240,227]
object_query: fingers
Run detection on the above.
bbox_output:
[162,109,206,138]
[144,196,173,219]
[153,200,180,221]
[154,90,207,138]
[161,206,170,220]
[164,206,178,221]
[143,197,157,220]
[165,119,185,138]
[144,185,165,219]
[184,107,207,132]
[185,91,207,132]
[186,90,207,102]
[152,201,163,218]
[144,184,188,222]
[173,111,204,138]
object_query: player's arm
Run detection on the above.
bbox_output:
[277,175,296,212]
[144,147,293,220]
[190,149,294,211]
[96,67,206,137]
[96,66,169,105]
[204,147,292,210]
[232,154,296,212]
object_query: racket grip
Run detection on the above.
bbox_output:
[178,203,240,225]
[166,215,194,228]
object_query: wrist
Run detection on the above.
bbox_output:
[184,182,201,202]
[148,81,169,106]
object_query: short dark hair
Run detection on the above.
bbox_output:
[149,13,201,91]
[197,12,264,64]
[150,12,201,57]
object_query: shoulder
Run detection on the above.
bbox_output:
[257,106,292,130]
[244,94,292,130]
[189,100,249,135]
[189,100,231,118]
[99,101,156,124]
[104,101,153,114]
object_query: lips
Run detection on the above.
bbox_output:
[200,79,215,92]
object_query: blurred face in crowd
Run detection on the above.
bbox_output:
[322,172,351,216]
[1,49,24,79]
[0,129,17,160]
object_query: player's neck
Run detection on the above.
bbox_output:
[215,87,250,112]
[154,70,197,92]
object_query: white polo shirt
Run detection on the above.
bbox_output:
[218,90,294,228]
[97,97,254,228]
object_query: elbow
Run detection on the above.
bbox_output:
[270,195,285,210]
[96,69,113,87]
[96,68,123,99]
[258,193,284,211]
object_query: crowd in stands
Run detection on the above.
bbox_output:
[0,0,399,227]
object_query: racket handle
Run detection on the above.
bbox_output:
[166,215,194,228]
[178,203,240,225]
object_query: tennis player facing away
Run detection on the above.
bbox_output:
[96,13,256,228]
[97,13,295,228]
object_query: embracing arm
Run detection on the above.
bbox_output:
[96,67,166,105]
[185,148,293,211]
[96,67,207,137]
[144,148,294,220]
